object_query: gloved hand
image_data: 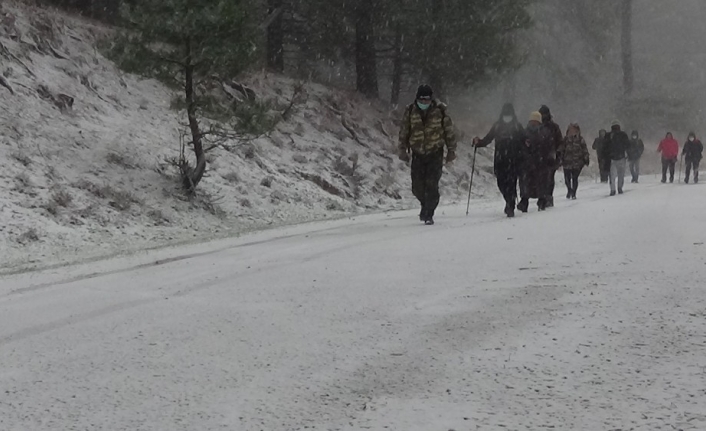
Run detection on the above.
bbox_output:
[472,137,481,147]
[446,150,457,164]
[398,149,411,162]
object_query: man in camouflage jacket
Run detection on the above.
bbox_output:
[398,84,457,225]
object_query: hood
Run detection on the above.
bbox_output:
[688,131,696,139]
[566,123,581,137]
[539,105,551,122]
[499,103,518,122]
[631,130,639,138]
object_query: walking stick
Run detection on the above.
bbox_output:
[466,146,478,216]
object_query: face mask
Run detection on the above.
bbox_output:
[690,137,695,142]
[632,136,637,139]
[503,116,513,124]
[417,102,431,111]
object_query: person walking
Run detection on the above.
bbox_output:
[682,132,703,184]
[398,84,457,225]
[592,129,610,183]
[606,120,630,196]
[561,123,590,200]
[472,103,525,218]
[518,111,555,212]
[538,105,563,207]
[657,132,679,183]
[627,130,645,183]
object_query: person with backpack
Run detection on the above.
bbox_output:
[606,120,630,196]
[592,129,610,183]
[657,132,679,183]
[627,130,645,183]
[398,84,457,225]
[472,103,526,218]
[538,105,563,207]
[561,123,590,200]
[682,132,703,184]
[518,111,555,212]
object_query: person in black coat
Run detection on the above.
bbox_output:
[683,131,704,184]
[627,130,645,183]
[473,103,526,218]
[538,105,563,207]
[607,120,630,196]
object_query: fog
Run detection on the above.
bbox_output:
[459,0,706,154]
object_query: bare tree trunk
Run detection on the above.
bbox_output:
[266,0,285,72]
[355,0,379,98]
[184,36,206,190]
[621,0,633,96]
[426,0,444,100]
[390,24,403,105]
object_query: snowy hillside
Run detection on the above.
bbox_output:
[0,1,496,273]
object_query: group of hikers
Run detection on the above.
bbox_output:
[398,84,704,224]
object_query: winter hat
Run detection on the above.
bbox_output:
[611,119,621,128]
[529,111,542,123]
[416,85,433,99]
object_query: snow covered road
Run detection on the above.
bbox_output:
[1,179,705,430]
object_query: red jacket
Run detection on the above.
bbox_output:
[658,138,679,160]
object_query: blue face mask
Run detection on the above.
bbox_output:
[417,101,431,111]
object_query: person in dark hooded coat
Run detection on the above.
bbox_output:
[592,130,610,183]
[473,103,525,217]
[519,111,554,212]
[683,131,703,183]
[538,105,563,207]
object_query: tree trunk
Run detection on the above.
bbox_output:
[266,0,285,72]
[390,24,403,105]
[426,0,444,100]
[184,36,206,190]
[355,0,379,98]
[621,0,633,96]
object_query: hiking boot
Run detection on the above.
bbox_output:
[610,191,616,196]
[566,192,571,199]
[661,178,666,183]
[571,195,577,200]
[546,196,554,208]
[424,217,435,226]
[618,189,623,194]
[517,199,529,213]
[685,178,690,184]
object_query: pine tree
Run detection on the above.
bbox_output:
[111,0,258,191]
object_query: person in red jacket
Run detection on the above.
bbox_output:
[657,132,680,183]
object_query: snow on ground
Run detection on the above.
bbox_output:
[1,178,705,431]
[0,1,497,274]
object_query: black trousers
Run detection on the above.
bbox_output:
[598,157,610,182]
[495,158,519,206]
[564,168,582,196]
[685,159,700,182]
[412,149,444,217]
[662,158,677,182]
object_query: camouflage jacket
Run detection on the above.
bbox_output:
[398,101,457,156]
[561,135,590,170]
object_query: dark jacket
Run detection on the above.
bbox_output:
[627,136,645,161]
[592,132,609,160]
[521,120,555,199]
[607,129,630,160]
[683,139,704,161]
[477,103,526,174]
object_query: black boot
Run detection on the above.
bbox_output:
[504,201,515,218]
[419,205,427,222]
[517,198,529,213]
